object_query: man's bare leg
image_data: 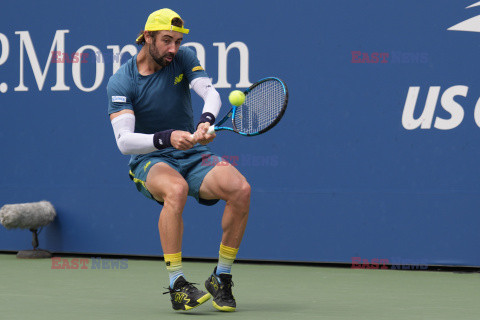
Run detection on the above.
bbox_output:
[146,163,187,289]
[146,162,188,255]
[200,161,251,248]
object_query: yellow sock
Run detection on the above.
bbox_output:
[216,244,238,275]
[164,252,184,288]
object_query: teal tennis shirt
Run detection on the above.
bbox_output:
[107,46,208,134]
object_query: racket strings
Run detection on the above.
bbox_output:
[234,79,286,134]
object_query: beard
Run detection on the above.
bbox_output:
[149,44,174,68]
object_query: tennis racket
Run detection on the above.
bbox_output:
[207,77,288,136]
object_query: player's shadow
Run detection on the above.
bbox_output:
[238,302,303,312]
[174,302,302,315]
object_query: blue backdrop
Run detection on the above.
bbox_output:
[1,0,480,266]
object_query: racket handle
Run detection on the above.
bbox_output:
[207,126,215,135]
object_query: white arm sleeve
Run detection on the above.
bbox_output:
[190,77,221,118]
[111,113,158,155]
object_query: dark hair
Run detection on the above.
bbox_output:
[136,17,184,45]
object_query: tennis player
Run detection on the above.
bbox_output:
[107,9,250,312]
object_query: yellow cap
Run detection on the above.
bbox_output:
[136,8,189,42]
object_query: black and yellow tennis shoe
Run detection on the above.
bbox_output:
[205,268,236,312]
[163,276,211,311]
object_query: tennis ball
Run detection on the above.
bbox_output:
[229,90,245,106]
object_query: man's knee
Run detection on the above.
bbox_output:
[164,181,189,203]
[228,179,251,206]
[149,179,189,204]
[238,180,251,201]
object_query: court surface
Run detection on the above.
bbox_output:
[0,254,479,320]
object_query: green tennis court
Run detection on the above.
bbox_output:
[1,254,479,319]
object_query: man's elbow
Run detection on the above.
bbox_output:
[117,139,133,155]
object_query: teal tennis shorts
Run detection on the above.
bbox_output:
[128,145,221,206]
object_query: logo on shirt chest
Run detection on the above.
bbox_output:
[174,73,184,85]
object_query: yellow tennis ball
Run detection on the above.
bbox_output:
[229,90,245,106]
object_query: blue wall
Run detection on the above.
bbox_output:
[1,0,480,266]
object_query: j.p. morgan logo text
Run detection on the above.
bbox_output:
[0,30,253,94]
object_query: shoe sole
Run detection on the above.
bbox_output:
[212,301,236,312]
[175,292,211,311]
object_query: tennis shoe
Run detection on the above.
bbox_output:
[163,276,211,311]
[205,268,236,312]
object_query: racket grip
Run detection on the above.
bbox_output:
[207,126,215,135]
